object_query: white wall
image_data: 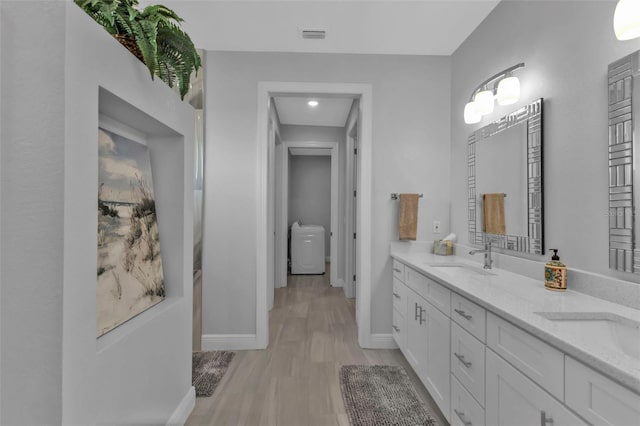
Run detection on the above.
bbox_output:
[289,155,332,255]
[1,3,194,423]
[281,124,344,143]
[1,2,65,422]
[450,0,640,284]
[203,51,450,335]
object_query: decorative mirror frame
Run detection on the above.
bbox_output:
[468,98,544,254]
[609,51,638,273]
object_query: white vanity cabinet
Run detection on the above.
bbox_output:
[392,255,640,426]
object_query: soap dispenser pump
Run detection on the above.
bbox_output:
[544,249,567,291]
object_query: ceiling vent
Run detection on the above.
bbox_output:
[301,29,326,40]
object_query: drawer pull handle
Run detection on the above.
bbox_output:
[454,409,472,426]
[540,411,553,426]
[419,307,426,325]
[454,308,473,320]
[392,325,400,332]
[454,352,472,368]
[393,292,401,298]
[393,267,402,273]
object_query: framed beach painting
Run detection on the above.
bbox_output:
[96,122,165,337]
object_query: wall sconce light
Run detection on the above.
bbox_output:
[464,63,525,124]
[614,0,640,40]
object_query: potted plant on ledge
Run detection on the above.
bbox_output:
[75,0,202,100]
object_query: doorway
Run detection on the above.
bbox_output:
[256,82,373,350]
[278,141,339,288]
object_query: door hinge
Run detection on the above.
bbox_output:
[353,233,356,239]
[353,190,357,197]
[330,231,333,237]
[353,274,356,282]
[354,148,358,155]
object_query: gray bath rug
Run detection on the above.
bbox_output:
[339,365,439,426]
[192,351,235,397]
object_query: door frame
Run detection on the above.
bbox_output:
[256,82,373,349]
[278,141,340,288]
[345,116,358,300]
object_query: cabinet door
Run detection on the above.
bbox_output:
[405,290,427,374]
[486,349,586,426]
[424,300,451,422]
[565,356,640,426]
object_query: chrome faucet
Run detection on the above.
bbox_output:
[469,242,493,270]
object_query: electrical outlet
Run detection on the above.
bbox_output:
[433,220,441,234]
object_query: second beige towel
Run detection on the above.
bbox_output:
[399,193,420,240]
[483,193,506,235]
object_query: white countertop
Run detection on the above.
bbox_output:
[390,247,640,394]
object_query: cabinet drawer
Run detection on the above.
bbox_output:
[486,349,586,426]
[392,307,406,352]
[392,277,407,313]
[486,312,564,401]
[451,374,485,426]
[406,267,451,315]
[451,322,485,406]
[451,292,486,342]
[565,356,640,425]
[392,260,405,282]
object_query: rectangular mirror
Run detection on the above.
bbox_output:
[609,51,639,273]
[468,98,544,254]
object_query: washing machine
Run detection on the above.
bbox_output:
[290,222,325,274]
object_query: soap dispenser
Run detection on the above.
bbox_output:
[544,249,567,291]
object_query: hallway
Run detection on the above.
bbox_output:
[186,266,447,425]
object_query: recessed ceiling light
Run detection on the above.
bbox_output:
[307,100,319,107]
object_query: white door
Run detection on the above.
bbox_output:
[486,349,586,426]
[423,302,451,422]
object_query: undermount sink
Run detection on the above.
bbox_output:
[534,312,640,360]
[424,262,496,276]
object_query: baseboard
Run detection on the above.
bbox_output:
[166,386,195,426]
[201,334,259,350]
[368,333,398,349]
[331,278,345,288]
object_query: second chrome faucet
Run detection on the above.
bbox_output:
[469,241,493,270]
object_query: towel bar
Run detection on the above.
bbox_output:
[481,193,507,198]
[391,193,423,200]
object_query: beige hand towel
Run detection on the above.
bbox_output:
[399,193,419,240]
[483,193,506,235]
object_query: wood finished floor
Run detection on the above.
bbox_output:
[186,265,448,426]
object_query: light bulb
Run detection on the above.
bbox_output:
[614,0,640,40]
[474,90,495,115]
[464,101,481,124]
[307,100,319,107]
[496,76,520,106]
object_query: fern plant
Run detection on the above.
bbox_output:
[75,0,201,99]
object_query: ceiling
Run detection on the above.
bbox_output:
[141,0,501,56]
[274,96,354,127]
[140,1,503,126]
